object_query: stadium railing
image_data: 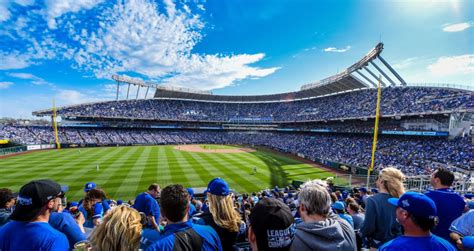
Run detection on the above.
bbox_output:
[0,146,27,156]
[330,174,473,195]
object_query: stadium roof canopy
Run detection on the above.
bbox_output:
[113,42,406,102]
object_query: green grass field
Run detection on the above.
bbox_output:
[0,145,341,201]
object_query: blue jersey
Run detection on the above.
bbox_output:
[338,213,354,228]
[146,220,222,251]
[133,192,160,226]
[78,202,103,228]
[379,235,456,251]
[449,209,474,236]
[425,188,466,241]
[49,212,87,247]
[189,203,197,216]
[141,228,162,250]
[0,221,69,251]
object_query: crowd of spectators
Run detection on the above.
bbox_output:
[1,125,472,175]
[1,167,474,250]
[34,87,473,122]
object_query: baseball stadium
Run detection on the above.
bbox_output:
[1,1,474,249]
[1,43,473,201]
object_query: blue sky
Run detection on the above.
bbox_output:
[0,0,473,118]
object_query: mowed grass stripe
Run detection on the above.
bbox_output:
[222,152,271,181]
[74,147,141,199]
[2,148,100,169]
[113,146,153,199]
[1,147,109,183]
[185,151,230,188]
[173,150,206,187]
[0,148,117,196]
[0,148,98,176]
[136,146,159,190]
[9,147,111,180]
[213,153,268,189]
[173,150,211,187]
[165,147,189,184]
[0,148,84,164]
[156,146,172,185]
[100,147,145,189]
[57,147,130,200]
[200,152,259,192]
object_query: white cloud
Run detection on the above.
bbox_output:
[163,0,175,17]
[427,54,474,76]
[7,72,50,85]
[162,53,280,90]
[0,52,31,69]
[0,81,13,89]
[44,0,104,29]
[73,0,278,90]
[442,22,472,32]
[0,0,278,91]
[55,89,103,105]
[14,0,34,6]
[323,45,351,53]
[0,0,11,22]
[0,0,34,22]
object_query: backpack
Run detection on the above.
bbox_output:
[173,227,204,251]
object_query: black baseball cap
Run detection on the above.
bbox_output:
[249,198,296,251]
[10,179,64,221]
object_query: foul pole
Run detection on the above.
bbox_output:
[52,99,61,149]
[366,76,382,188]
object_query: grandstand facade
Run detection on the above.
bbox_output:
[2,43,473,177]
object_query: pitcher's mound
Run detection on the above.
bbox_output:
[174,145,256,153]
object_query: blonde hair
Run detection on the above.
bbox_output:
[208,193,241,232]
[379,167,405,198]
[89,206,142,251]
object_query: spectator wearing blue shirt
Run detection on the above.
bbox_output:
[0,188,16,226]
[379,192,456,251]
[332,201,354,228]
[0,179,69,251]
[133,183,161,230]
[347,202,365,230]
[82,182,111,213]
[449,209,474,250]
[425,168,467,242]
[146,184,222,251]
[78,188,107,229]
[49,212,87,247]
[187,188,197,216]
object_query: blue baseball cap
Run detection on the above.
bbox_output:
[332,201,345,211]
[371,188,379,194]
[70,201,79,207]
[388,192,437,219]
[359,187,367,193]
[84,182,96,192]
[205,178,230,196]
[342,190,349,198]
[187,188,195,198]
[117,200,123,205]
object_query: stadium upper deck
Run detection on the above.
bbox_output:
[129,43,397,102]
[32,43,473,122]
